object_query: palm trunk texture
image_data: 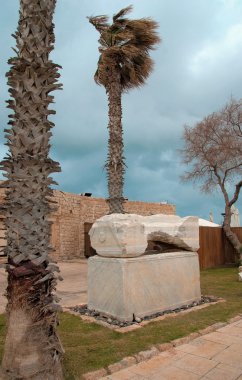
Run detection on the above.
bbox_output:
[106,69,125,213]
[0,0,63,378]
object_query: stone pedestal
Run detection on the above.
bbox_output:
[88,251,201,321]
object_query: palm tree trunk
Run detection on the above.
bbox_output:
[106,68,125,213]
[1,271,63,379]
[0,0,64,378]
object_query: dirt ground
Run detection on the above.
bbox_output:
[0,259,88,314]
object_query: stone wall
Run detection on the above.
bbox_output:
[0,182,176,260]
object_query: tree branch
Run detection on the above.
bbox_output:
[229,180,242,207]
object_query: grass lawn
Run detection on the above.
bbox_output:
[0,267,242,379]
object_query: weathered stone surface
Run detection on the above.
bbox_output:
[156,343,173,352]
[107,362,124,374]
[88,252,201,321]
[89,214,147,258]
[134,347,159,362]
[82,368,107,380]
[144,214,199,252]
[119,356,137,368]
[89,213,199,258]
[107,357,137,374]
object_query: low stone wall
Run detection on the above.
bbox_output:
[0,182,176,260]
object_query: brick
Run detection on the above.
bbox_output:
[134,347,159,362]
[119,356,137,368]
[211,322,227,330]
[156,342,173,352]
[172,334,199,347]
[108,362,124,374]
[82,368,107,380]
[199,326,218,335]
[190,332,201,340]
[229,315,242,323]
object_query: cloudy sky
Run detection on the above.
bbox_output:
[0,0,241,224]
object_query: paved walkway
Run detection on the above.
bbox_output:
[0,260,88,313]
[102,320,242,380]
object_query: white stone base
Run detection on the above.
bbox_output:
[88,252,201,321]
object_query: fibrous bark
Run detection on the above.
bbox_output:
[106,68,125,213]
[88,7,160,214]
[0,0,63,378]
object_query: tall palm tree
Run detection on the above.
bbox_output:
[89,5,160,214]
[0,1,63,378]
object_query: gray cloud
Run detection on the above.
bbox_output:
[0,0,242,223]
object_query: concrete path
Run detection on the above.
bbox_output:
[102,320,242,379]
[0,260,88,313]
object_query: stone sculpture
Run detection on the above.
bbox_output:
[89,213,199,257]
[88,213,201,321]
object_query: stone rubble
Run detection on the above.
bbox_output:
[71,295,218,328]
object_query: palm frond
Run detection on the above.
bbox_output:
[89,6,160,90]
[127,19,161,50]
[87,15,109,33]
[113,5,133,22]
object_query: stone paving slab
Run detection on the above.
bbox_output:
[211,346,242,369]
[150,365,200,379]
[176,338,227,359]
[202,363,242,380]
[216,325,242,337]
[234,320,242,328]
[101,318,242,380]
[172,353,218,376]
[203,331,242,346]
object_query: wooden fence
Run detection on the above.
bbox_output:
[198,227,242,269]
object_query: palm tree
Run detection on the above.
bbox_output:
[88,5,160,213]
[0,1,63,378]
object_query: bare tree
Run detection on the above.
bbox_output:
[180,98,242,261]
[0,1,63,378]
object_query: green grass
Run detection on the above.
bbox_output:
[1,267,242,379]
